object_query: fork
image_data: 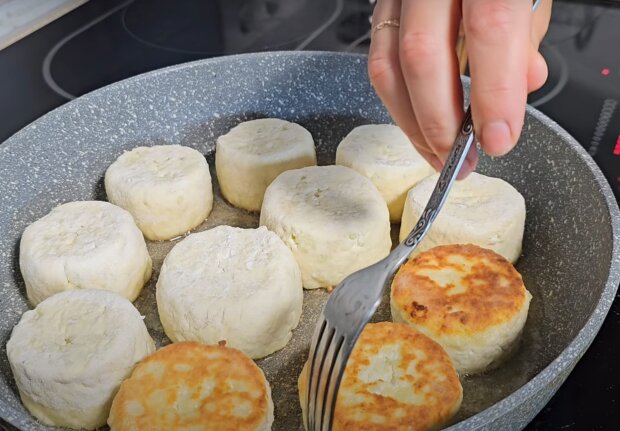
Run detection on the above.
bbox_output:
[305,106,475,431]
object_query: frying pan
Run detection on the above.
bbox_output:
[0,52,619,431]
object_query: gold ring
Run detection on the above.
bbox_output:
[372,19,400,35]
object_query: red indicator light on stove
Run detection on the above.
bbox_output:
[614,135,620,155]
[602,68,611,76]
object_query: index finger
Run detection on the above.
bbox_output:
[463,0,532,156]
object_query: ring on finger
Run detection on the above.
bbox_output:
[371,18,400,35]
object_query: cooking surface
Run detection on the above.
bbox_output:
[0,1,619,429]
[1,52,618,431]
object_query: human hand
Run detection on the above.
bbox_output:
[368,0,552,177]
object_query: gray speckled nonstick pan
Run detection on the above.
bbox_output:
[0,52,619,431]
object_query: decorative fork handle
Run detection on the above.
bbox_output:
[393,106,475,264]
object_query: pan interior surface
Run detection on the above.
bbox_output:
[0,52,618,431]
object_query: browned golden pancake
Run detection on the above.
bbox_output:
[299,322,462,431]
[108,341,273,431]
[392,244,527,335]
[390,244,532,374]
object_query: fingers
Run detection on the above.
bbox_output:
[529,0,552,93]
[463,0,532,157]
[370,0,546,175]
[368,0,433,161]
[528,49,548,93]
[369,0,478,176]
[398,0,464,164]
[397,0,477,177]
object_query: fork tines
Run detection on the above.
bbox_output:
[306,317,348,431]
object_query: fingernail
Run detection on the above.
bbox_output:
[465,145,478,170]
[457,159,473,180]
[482,120,512,156]
[465,145,478,169]
[455,145,477,180]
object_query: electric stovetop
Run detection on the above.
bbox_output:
[0,1,619,429]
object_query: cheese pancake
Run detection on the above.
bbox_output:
[260,165,391,289]
[399,173,525,263]
[108,341,273,431]
[299,322,462,431]
[391,244,532,374]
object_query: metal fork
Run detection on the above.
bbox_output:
[305,106,476,431]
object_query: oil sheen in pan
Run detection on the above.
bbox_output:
[138,152,544,431]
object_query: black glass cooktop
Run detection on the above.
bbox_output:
[0,1,619,430]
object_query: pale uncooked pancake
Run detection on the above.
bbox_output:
[299,322,462,431]
[336,124,434,222]
[105,144,213,240]
[400,172,526,263]
[108,341,273,431]
[7,289,155,430]
[216,118,317,211]
[156,225,303,359]
[391,244,532,374]
[19,201,152,305]
[260,165,391,289]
